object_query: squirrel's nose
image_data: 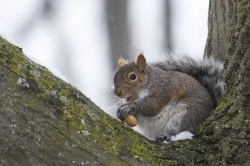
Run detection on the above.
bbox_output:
[114,88,122,97]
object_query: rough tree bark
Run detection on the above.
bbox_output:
[202,0,250,165]
[0,0,249,166]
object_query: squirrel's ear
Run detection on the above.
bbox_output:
[135,53,147,73]
[118,58,127,68]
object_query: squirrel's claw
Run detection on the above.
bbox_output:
[116,103,136,120]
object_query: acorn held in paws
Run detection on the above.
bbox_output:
[117,115,137,127]
[124,115,137,127]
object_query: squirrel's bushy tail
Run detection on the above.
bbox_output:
[154,55,224,106]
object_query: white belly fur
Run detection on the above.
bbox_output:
[137,102,187,139]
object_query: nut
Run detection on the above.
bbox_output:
[124,115,137,127]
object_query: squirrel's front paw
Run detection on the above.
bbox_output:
[116,102,136,121]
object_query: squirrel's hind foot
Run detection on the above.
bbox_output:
[155,136,171,143]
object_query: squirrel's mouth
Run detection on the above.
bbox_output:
[126,96,134,102]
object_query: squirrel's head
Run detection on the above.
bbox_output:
[114,53,149,102]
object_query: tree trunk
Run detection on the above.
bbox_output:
[0,0,249,165]
[105,0,130,71]
[202,0,250,165]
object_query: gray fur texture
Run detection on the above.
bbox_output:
[153,55,224,106]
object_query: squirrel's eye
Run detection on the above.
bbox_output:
[129,74,136,80]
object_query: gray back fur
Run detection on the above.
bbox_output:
[153,55,224,106]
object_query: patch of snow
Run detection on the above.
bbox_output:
[171,131,194,141]
[162,131,193,143]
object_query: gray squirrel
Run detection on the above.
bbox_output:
[114,53,224,141]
